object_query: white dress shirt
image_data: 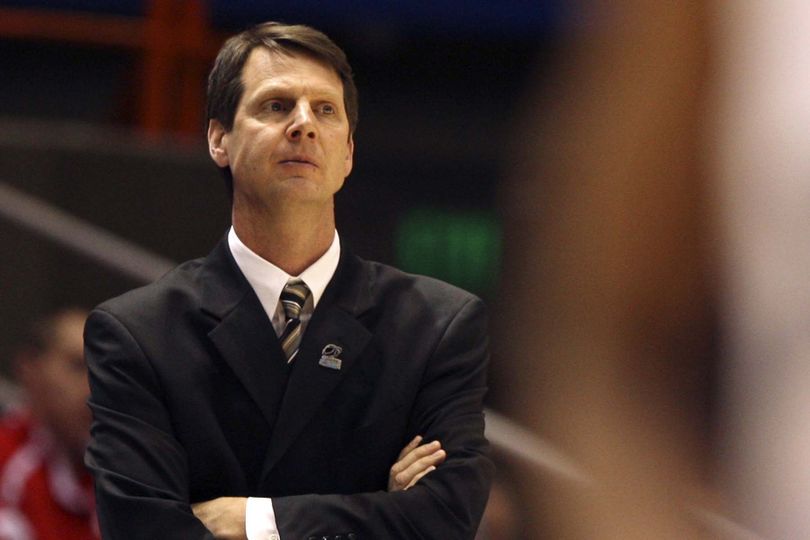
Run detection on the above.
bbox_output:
[227,226,341,540]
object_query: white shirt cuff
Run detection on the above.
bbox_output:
[245,497,281,540]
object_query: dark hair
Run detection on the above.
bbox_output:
[206,22,358,195]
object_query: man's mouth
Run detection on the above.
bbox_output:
[280,157,317,167]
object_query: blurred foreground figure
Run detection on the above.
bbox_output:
[498,2,719,538]
[716,2,810,538]
[0,308,97,540]
[474,458,525,540]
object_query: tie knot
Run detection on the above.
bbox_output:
[281,280,311,321]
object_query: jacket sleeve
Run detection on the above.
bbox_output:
[84,308,215,540]
[272,296,494,540]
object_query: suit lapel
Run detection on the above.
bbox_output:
[260,250,375,478]
[200,238,289,429]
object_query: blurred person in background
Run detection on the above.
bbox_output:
[0,378,21,414]
[0,308,97,539]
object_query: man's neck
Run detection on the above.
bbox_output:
[232,204,336,276]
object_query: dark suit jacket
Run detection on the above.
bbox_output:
[84,237,493,540]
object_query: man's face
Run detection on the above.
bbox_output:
[20,311,90,462]
[208,48,354,215]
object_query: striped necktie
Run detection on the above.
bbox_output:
[279,280,311,363]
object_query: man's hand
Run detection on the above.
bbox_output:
[191,497,247,540]
[388,435,446,492]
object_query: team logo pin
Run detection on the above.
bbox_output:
[318,344,343,370]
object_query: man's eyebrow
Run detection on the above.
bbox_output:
[250,83,342,101]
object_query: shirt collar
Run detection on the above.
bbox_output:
[227,226,340,321]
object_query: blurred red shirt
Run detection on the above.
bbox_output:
[0,410,97,540]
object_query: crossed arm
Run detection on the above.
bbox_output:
[86,296,492,539]
[192,436,447,539]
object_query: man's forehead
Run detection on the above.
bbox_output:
[243,47,342,89]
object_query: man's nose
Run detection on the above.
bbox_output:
[286,103,316,141]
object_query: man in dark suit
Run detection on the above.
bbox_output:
[84,21,492,539]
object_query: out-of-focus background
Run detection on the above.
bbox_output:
[2,1,808,538]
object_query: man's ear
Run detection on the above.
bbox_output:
[207,119,230,168]
[343,133,354,178]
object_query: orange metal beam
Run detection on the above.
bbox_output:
[0,7,143,49]
[176,0,209,133]
[140,0,175,134]
[0,3,224,135]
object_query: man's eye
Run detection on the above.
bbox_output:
[262,100,286,113]
[320,104,336,115]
